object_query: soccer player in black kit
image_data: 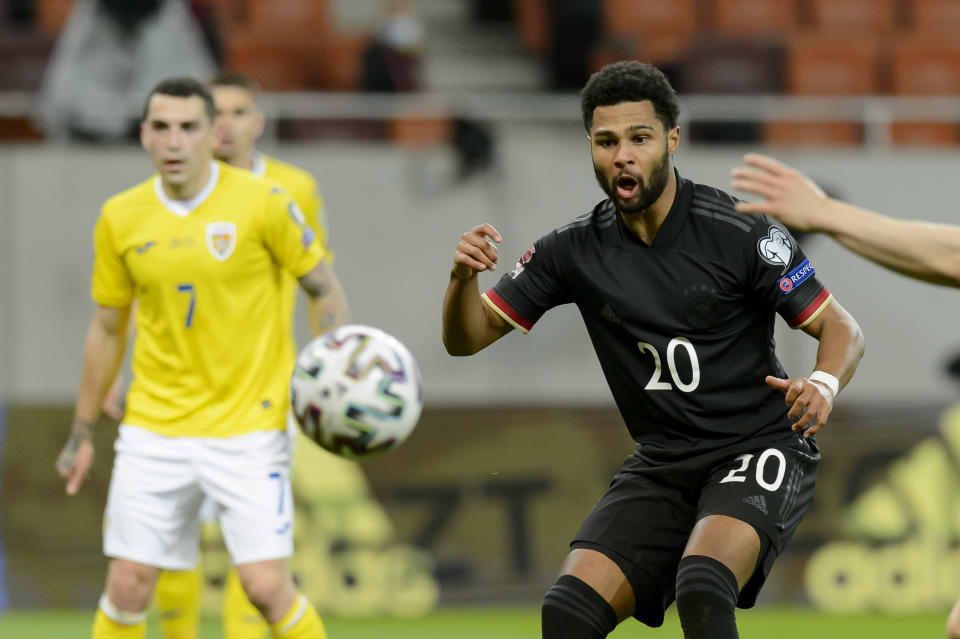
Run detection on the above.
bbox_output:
[442,61,865,639]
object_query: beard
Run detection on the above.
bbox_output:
[594,144,671,215]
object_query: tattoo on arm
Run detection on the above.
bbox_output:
[299,269,331,299]
[71,419,93,442]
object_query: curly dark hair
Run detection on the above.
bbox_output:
[142,77,216,123]
[580,61,680,133]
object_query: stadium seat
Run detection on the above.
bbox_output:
[890,37,960,94]
[246,0,330,40]
[679,37,784,93]
[907,0,960,35]
[34,0,75,35]
[762,121,864,146]
[784,35,881,95]
[889,37,960,146]
[0,29,54,91]
[387,117,453,147]
[809,0,899,34]
[513,0,551,56]
[889,122,960,146]
[306,32,370,92]
[224,28,307,91]
[596,0,697,66]
[707,0,799,35]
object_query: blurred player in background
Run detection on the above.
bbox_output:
[442,61,864,639]
[55,77,345,639]
[730,152,960,639]
[148,69,355,639]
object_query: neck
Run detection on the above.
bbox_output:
[620,169,677,245]
[162,161,211,201]
[233,150,255,171]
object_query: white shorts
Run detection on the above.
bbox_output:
[198,414,299,523]
[104,425,294,570]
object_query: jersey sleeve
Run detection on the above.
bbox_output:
[481,232,571,334]
[749,218,832,329]
[90,211,134,307]
[261,187,327,278]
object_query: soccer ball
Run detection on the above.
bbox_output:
[291,325,423,459]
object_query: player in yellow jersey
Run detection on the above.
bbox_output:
[55,77,346,639]
[149,69,357,639]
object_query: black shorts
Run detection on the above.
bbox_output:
[570,433,819,627]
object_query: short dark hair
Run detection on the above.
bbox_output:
[142,77,216,123]
[580,61,680,134]
[208,69,261,97]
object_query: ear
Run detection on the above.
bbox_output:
[139,121,148,150]
[667,126,680,155]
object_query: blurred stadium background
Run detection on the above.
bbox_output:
[1,0,960,636]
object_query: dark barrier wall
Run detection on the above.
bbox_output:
[2,403,957,613]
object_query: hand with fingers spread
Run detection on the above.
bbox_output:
[765,375,835,438]
[730,153,831,233]
[56,419,95,495]
[452,223,502,280]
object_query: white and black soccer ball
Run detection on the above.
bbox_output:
[291,325,423,459]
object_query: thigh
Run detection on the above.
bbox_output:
[104,426,204,570]
[697,434,820,606]
[570,460,699,627]
[199,431,295,565]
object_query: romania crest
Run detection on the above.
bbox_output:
[206,222,237,261]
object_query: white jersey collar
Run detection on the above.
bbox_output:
[252,152,266,177]
[154,161,220,218]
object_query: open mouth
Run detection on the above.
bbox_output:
[615,174,639,200]
[163,159,185,172]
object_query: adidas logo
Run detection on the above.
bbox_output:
[743,495,768,515]
[600,304,621,324]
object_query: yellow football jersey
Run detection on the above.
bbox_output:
[91,161,326,438]
[255,153,333,383]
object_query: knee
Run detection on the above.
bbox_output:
[674,555,739,634]
[542,575,618,639]
[105,559,160,612]
[236,564,294,615]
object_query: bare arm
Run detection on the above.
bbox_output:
[765,300,864,438]
[57,304,131,494]
[298,260,350,337]
[732,153,960,287]
[442,223,514,355]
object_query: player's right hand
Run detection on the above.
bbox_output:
[56,430,95,495]
[452,224,502,280]
[102,377,126,421]
[730,153,830,232]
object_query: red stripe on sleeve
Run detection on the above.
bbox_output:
[789,288,831,328]
[484,289,534,332]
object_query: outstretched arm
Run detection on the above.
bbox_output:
[442,223,513,355]
[732,153,960,287]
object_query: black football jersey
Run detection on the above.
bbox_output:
[483,172,832,461]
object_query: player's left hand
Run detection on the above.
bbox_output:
[764,375,834,437]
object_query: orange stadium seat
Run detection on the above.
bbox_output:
[680,37,783,93]
[306,32,370,92]
[784,36,881,95]
[247,0,329,40]
[889,37,960,145]
[889,122,960,146]
[514,0,551,56]
[907,0,960,34]
[224,28,307,91]
[890,38,960,94]
[809,0,899,34]
[387,117,454,147]
[598,0,697,65]
[34,0,75,35]
[708,0,799,35]
[762,121,864,146]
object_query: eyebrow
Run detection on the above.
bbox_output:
[593,124,656,136]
